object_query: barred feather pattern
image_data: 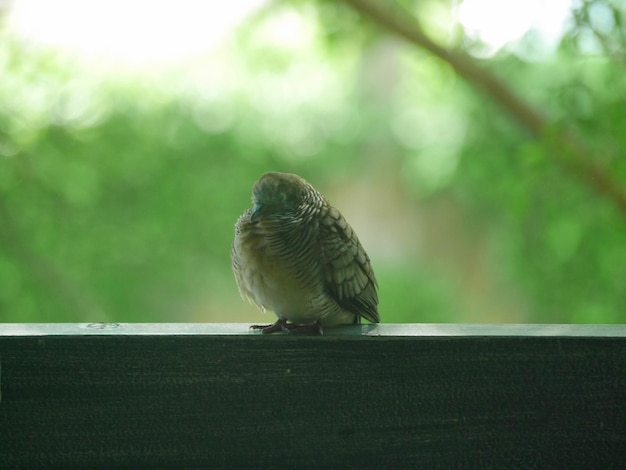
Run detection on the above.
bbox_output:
[231,172,379,327]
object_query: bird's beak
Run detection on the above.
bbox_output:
[251,204,261,222]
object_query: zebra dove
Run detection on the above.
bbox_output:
[231,172,379,334]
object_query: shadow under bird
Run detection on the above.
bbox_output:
[231,172,379,334]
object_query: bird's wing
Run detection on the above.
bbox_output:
[319,206,379,323]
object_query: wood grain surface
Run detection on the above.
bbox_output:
[1,323,625,468]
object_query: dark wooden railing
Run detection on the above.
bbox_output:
[1,323,625,468]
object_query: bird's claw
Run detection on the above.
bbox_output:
[250,318,289,334]
[283,320,323,335]
[249,319,323,335]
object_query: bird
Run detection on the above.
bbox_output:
[231,172,379,334]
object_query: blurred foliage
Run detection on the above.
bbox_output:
[1,0,625,324]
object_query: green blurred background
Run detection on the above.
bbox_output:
[1,0,625,324]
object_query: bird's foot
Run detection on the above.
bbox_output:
[283,320,323,335]
[249,318,289,334]
[249,319,323,335]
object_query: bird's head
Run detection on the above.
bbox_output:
[251,172,308,221]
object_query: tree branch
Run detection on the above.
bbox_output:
[340,0,626,218]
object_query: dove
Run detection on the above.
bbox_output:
[231,172,379,334]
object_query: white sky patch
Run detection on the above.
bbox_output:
[6,0,576,64]
[6,0,266,65]
[456,0,573,55]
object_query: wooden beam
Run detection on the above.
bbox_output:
[2,322,626,336]
[1,323,625,468]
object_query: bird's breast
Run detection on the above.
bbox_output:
[233,221,318,321]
